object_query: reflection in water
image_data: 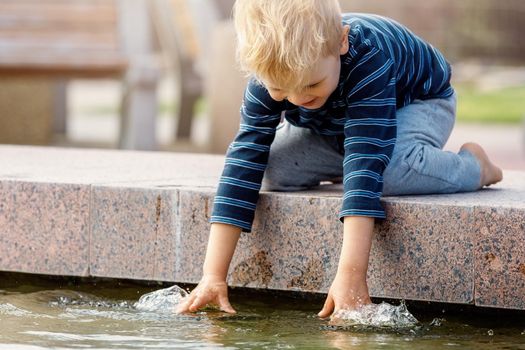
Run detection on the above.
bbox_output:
[1,281,525,350]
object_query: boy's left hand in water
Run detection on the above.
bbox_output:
[175,275,236,314]
[318,272,372,318]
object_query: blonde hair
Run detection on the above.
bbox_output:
[233,0,343,91]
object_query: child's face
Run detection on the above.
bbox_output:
[263,54,341,110]
[263,25,349,110]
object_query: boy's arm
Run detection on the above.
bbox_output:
[318,216,374,317]
[203,223,242,279]
[176,223,241,313]
[210,79,284,233]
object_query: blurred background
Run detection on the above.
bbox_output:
[0,0,524,169]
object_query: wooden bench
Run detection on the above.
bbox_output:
[0,0,159,150]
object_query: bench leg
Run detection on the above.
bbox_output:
[176,65,201,140]
[52,80,68,135]
[119,66,159,151]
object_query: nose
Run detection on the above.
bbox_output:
[287,93,314,106]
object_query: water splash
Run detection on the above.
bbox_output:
[133,285,188,312]
[330,301,418,329]
[46,291,133,309]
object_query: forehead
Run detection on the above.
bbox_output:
[263,55,338,90]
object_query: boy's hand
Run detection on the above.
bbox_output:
[318,216,375,318]
[318,272,371,318]
[176,275,236,314]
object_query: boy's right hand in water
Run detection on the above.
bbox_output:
[175,275,236,314]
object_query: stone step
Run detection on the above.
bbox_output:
[0,145,524,310]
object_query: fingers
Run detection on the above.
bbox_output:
[175,294,195,314]
[174,282,235,315]
[318,294,335,318]
[218,293,236,314]
[189,295,208,312]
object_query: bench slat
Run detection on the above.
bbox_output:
[0,0,123,73]
[0,33,118,49]
[0,55,127,77]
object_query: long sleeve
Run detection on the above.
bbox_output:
[340,47,397,220]
[210,79,284,232]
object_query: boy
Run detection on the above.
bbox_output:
[177,0,502,317]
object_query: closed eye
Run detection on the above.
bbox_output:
[305,78,325,89]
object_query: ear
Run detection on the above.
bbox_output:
[339,25,350,55]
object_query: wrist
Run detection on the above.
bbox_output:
[201,271,228,282]
[202,261,229,280]
[336,265,368,276]
[335,266,367,280]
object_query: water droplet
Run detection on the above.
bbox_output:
[430,318,445,327]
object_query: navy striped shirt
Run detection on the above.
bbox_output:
[211,13,454,232]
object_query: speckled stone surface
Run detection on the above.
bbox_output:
[0,180,90,276]
[1,145,524,310]
[90,186,179,281]
[368,202,475,303]
[0,145,224,186]
[227,192,476,305]
[0,145,224,279]
[229,192,341,292]
[175,189,216,284]
[474,207,525,310]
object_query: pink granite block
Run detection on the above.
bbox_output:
[175,186,476,304]
[474,207,525,309]
[175,189,216,283]
[0,145,224,186]
[153,189,179,282]
[229,192,341,293]
[368,202,475,304]
[227,190,475,304]
[0,181,90,276]
[175,188,343,291]
[90,186,178,281]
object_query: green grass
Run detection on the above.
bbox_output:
[455,84,525,124]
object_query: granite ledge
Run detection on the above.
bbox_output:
[0,145,524,310]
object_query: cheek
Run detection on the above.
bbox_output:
[318,78,338,97]
[269,91,286,101]
[311,86,331,98]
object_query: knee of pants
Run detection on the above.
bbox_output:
[261,166,314,192]
[382,144,425,195]
[261,172,288,191]
[383,143,461,195]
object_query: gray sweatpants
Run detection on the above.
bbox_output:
[262,94,481,195]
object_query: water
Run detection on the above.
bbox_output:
[330,301,418,328]
[1,273,525,349]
